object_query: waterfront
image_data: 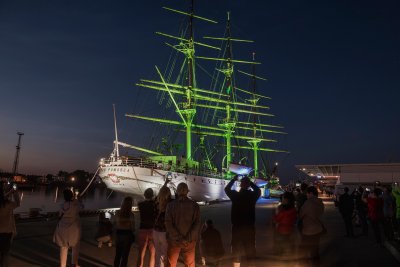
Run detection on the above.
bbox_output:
[10,197,400,267]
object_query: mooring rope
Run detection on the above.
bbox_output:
[80,166,100,197]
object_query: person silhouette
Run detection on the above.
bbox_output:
[225,176,261,267]
[165,183,200,267]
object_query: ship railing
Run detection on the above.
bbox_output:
[101,157,157,168]
[198,169,224,179]
[101,157,225,179]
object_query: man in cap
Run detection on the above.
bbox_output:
[165,182,200,267]
[225,175,261,267]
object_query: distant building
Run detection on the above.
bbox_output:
[13,175,27,183]
[296,163,400,188]
[54,176,65,182]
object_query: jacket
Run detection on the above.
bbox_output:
[224,179,261,226]
[138,199,156,229]
[200,226,225,258]
[367,196,383,222]
[392,188,400,219]
[165,196,200,244]
[53,199,83,247]
[299,196,325,236]
[338,193,354,216]
[273,207,297,235]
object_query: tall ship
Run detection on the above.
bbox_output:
[98,1,288,202]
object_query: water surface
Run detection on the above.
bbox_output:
[15,185,131,214]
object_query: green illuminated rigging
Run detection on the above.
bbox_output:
[125,4,289,179]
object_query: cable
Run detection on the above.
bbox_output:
[80,166,100,197]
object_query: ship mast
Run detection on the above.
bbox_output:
[205,12,261,172]
[218,12,235,171]
[113,104,120,158]
[132,3,219,164]
[247,53,262,177]
[126,2,289,177]
[181,0,196,160]
[237,54,289,178]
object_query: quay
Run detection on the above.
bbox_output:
[9,196,400,267]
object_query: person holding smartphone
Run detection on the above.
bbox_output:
[0,182,20,267]
[53,188,84,267]
[224,175,261,267]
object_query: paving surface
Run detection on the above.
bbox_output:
[9,196,400,267]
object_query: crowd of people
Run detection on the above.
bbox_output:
[336,184,400,246]
[115,177,326,267]
[0,178,330,267]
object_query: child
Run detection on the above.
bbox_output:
[273,191,297,256]
[200,219,225,267]
[96,212,113,248]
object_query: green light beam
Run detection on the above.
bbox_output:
[235,126,287,134]
[162,7,218,24]
[138,82,268,108]
[181,129,277,142]
[127,114,225,133]
[140,79,229,98]
[232,108,275,117]
[234,86,271,99]
[196,56,261,64]
[136,83,185,95]
[203,36,254,42]
[155,66,187,127]
[117,141,164,155]
[156,32,220,50]
[230,145,289,153]
[237,70,267,81]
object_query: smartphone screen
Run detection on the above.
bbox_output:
[229,163,252,175]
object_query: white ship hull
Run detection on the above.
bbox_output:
[98,163,230,202]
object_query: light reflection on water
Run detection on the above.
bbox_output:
[15,186,134,214]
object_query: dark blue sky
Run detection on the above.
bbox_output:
[0,0,399,182]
